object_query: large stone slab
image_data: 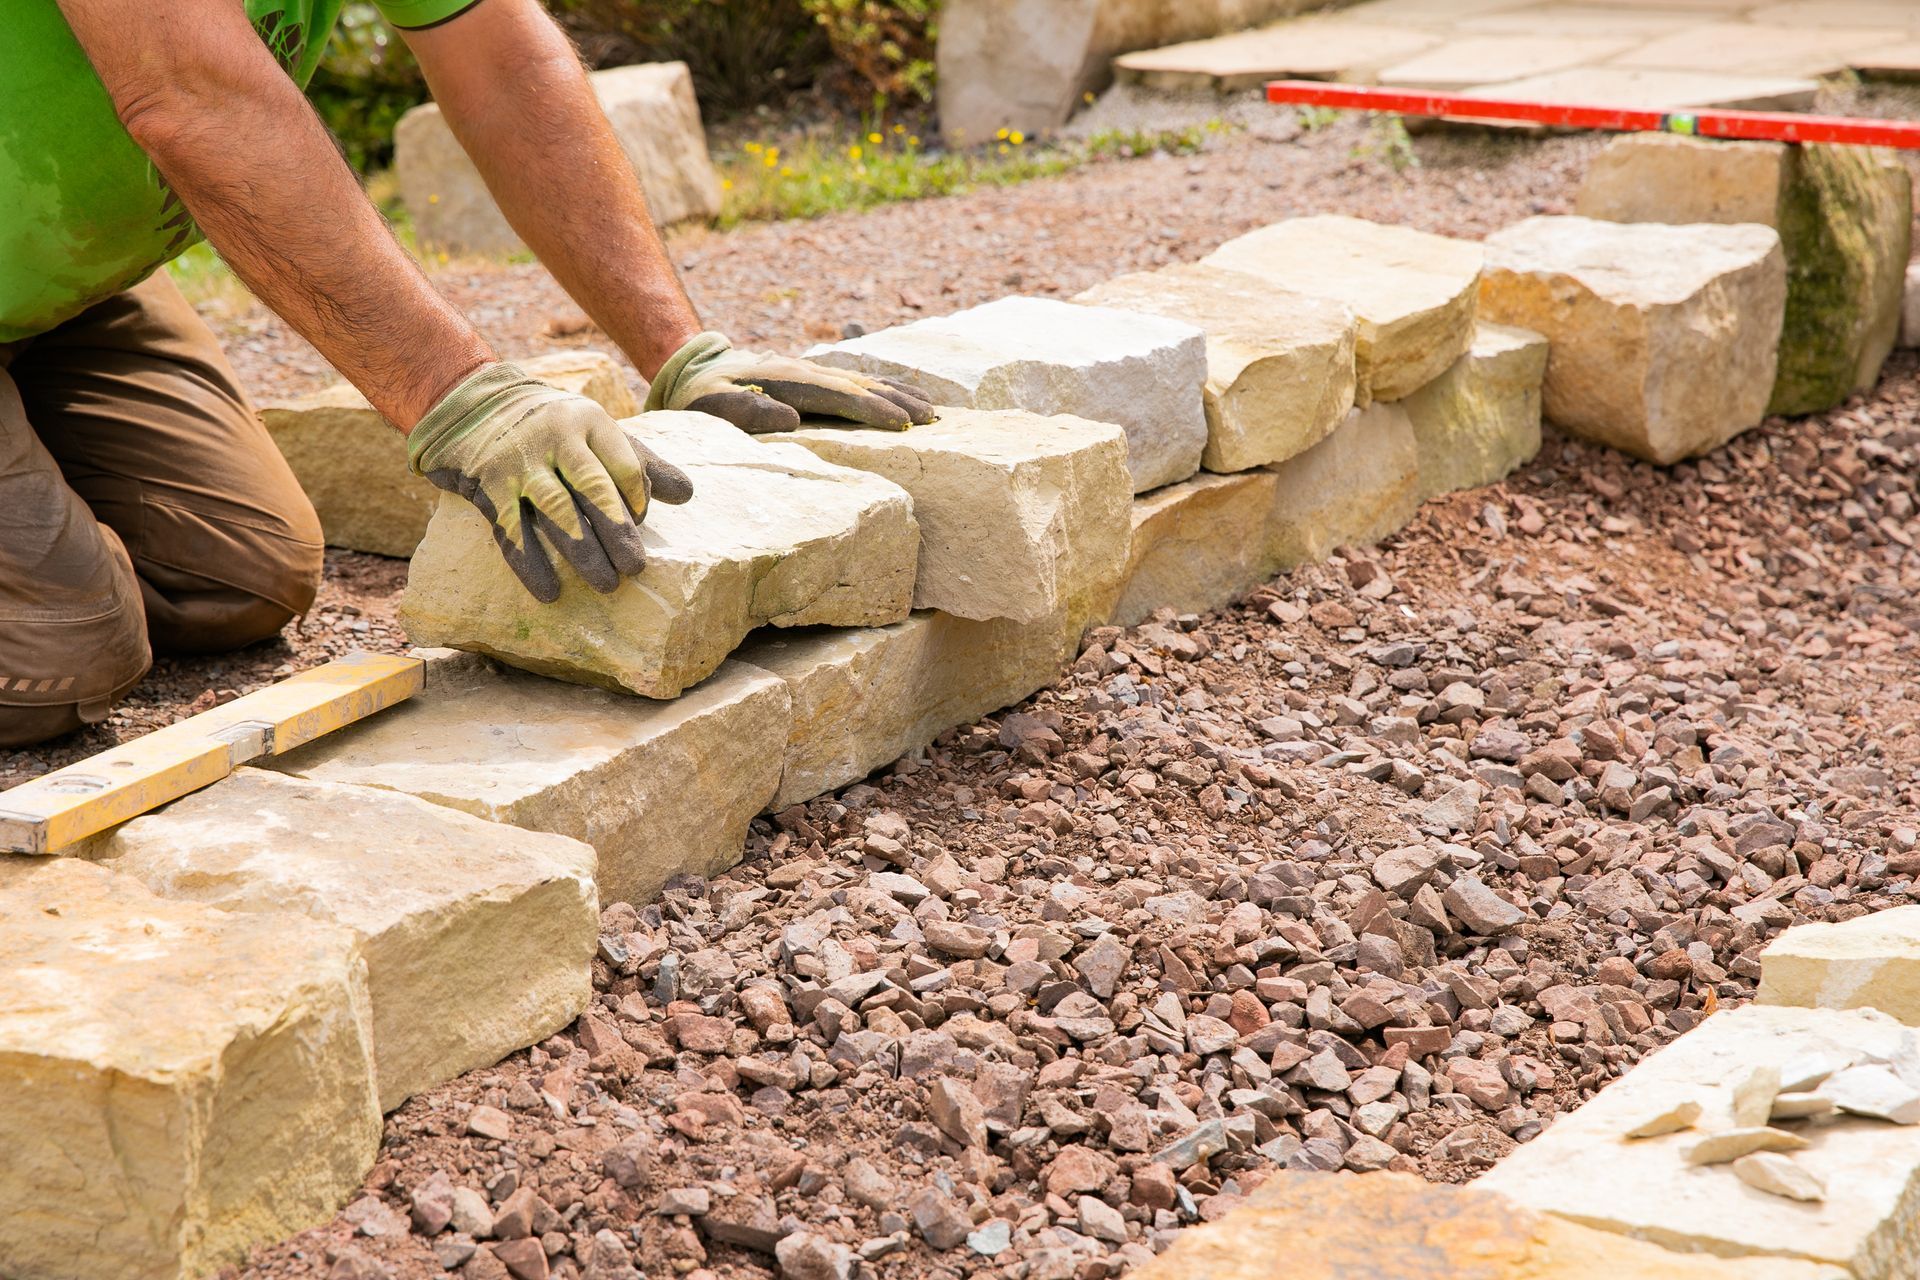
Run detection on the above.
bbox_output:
[1478,217,1787,464]
[400,411,918,698]
[740,611,1077,811]
[1113,19,1440,92]
[1461,68,1821,115]
[261,350,637,558]
[1134,1170,1840,1280]
[1477,1005,1920,1278]
[1574,134,1912,416]
[1380,35,1637,91]
[1074,263,1357,472]
[1402,321,1547,501]
[273,650,789,908]
[1613,23,1906,78]
[764,408,1131,623]
[88,768,598,1112]
[1203,216,1483,403]
[1116,470,1280,628]
[1267,401,1421,569]
[806,296,1208,493]
[396,61,721,255]
[1757,906,1920,1028]
[0,857,380,1280]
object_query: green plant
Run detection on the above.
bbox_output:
[547,0,828,115]
[800,0,938,105]
[1357,114,1419,172]
[1296,105,1341,132]
[307,4,426,173]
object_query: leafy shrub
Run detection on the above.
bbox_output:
[308,3,426,173]
[800,0,938,105]
[547,0,829,115]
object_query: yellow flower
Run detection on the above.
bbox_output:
[995,127,1009,141]
[427,193,440,204]
[781,166,794,177]
[744,141,763,154]
[721,178,733,190]
[849,145,863,160]
[868,131,883,145]
[908,135,920,146]
[1009,130,1025,146]
[764,152,778,168]
[892,123,906,134]
[997,143,1011,155]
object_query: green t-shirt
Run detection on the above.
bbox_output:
[0,0,472,343]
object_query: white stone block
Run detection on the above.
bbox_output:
[766,407,1130,623]
[1116,470,1280,627]
[1202,215,1484,403]
[261,350,637,558]
[1267,401,1421,570]
[1758,905,1920,1027]
[272,652,789,908]
[400,411,919,698]
[1479,216,1787,464]
[1903,261,1920,349]
[1074,263,1358,472]
[0,858,380,1280]
[1477,1005,1920,1278]
[807,296,1208,493]
[1401,322,1548,500]
[89,768,598,1111]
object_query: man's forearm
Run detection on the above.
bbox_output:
[57,0,492,429]
[404,1,701,380]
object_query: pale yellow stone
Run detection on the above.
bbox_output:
[1757,905,1920,1026]
[1460,68,1820,115]
[1074,264,1358,472]
[1267,401,1421,570]
[0,858,380,1280]
[1380,35,1637,91]
[400,411,918,698]
[1402,321,1546,501]
[1613,23,1905,79]
[765,408,1131,624]
[88,768,598,1111]
[739,612,1077,811]
[1132,1170,1841,1280]
[261,350,637,558]
[1204,216,1483,403]
[1113,20,1441,92]
[273,652,789,908]
[1477,1005,1920,1278]
[1116,471,1281,628]
[1478,217,1787,464]
[1576,135,1789,228]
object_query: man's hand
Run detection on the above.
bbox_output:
[409,364,692,602]
[645,332,937,435]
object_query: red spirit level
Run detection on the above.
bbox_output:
[1264,80,1920,151]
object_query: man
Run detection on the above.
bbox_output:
[0,0,933,748]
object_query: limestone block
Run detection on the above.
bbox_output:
[1460,68,1821,116]
[1116,471,1280,628]
[396,62,721,254]
[1074,263,1358,472]
[1402,322,1548,501]
[1203,216,1483,403]
[1477,1005,1920,1278]
[765,408,1130,623]
[1757,906,1920,1027]
[262,350,637,558]
[1133,1170,1840,1280]
[400,411,918,698]
[1573,134,1912,415]
[0,858,380,1280]
[1478,217,1787,464]
[273,652,789,908]
[739,611,1076,811]
[88,768,598,1111]
[1267,401,1421,570]
[806,296,1208,493]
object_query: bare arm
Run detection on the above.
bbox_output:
[56,0,493,428]
[400,0,701,380]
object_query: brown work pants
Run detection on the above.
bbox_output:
[0,272,323,748]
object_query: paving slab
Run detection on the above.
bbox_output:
[1459,6,1711,37]
[1855,42,1920,80]
[261,350,637,558]
[0,857,380,1280]
[807,296,1208,493]
[1612,24,1906,79]
[1112,21,1441,92]
[88,768,598,1111]
[1401,321,1547,501]
[1479,216,1787,464]
[1134,1170,1842,1280]
[273,650,789,908]
[764,407,1131,624]
[1381,35,1637,91]
[739,611,1077,811]
[1116,470,1282,628]
[1203,216,1482,404]
[1267,400,1420,569]
[400,410,918,698]
[1753,1,1920,29]
[1074,263,1358,473]
[1476,1004,1920,1278]
[1460,68,1820,114]
[1757,906,1920,1027]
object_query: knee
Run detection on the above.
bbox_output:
[0,593,150,750]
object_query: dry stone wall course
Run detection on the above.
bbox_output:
[1479,216,1788,464]
[87,768,599,1111]
[0,857,381,1280]
[1402,321,1548,501]
[1115,470,1281,628]
[1267,400,1422,570]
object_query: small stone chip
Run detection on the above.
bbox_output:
[1685,1127,1809,1166]
[1732,1152,1826,1203]
[1730,1066,1780,1128]
[1825,1064,1920,1125]
[1624,1099,1701,1140]
[466,1105,513,1141]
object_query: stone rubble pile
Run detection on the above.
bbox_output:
[5,176,1914,1279]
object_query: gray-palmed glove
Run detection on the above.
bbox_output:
[408,362,692,603]
[645,331,936,434]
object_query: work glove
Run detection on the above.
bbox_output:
[645,330,936,434]
[408,362,693,603]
